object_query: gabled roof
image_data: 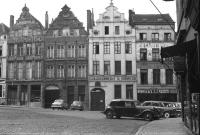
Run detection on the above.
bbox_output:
[130,13,174,26]
[0,23,9,36]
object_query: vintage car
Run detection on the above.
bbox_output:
[140,101,177,118]
[162,102,182,117]
[103,99,161,121]
[70,101,84,111]
[51,99,68,110]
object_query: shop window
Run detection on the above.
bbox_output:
[115,26,120,35]
[141,69,148,84]
[93,61,99,75]
[93,42,99,54]
[140,48,147,61]
[114,85,121,99]
[166,69,173,84]
[114,42,121,54]
[103,42,110,54]
[153,69,160,84]
[31,85,41,102]
[115,61,121,75]
[125,42,132,54]
[152,48,160,61]
[105,26,109,35]
[78,85,85,101]
[67,86,74,105]
[126,61,132,75]
[139,33,147,41]
[126,85,133,99]
[104,61,110,75]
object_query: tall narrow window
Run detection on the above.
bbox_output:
[114,42,121,54]
[47,65,54,78]
[0,63,1,78]
[126,85,133,99]
[17,62,23,80]
[57,45,65,58]
[26,62,32,80]
[8,62,14,79]
[166,69,173,84]
[115,61,121,75]
[57,65,64,78]
[9,45,14,56]
[78,65,86,78]
[0,46,2,56]
[103,42,110,54]
[152,48,160,61]
[125,41,132,54]
[78,45,86,57]
[105,26,109,35]
[104,61,110,75]
[141,69,148,84]
[67,45,75,58]
[26,44,32,56]
[78,85,85,101]
[164,33,171,41]
[35,61,41,79]
[115,26,120,35]
[152,33,159,41]
[153,69,160,84]
[140,48,147,61]
[17,44,23,56]
[93,42,99,54]
[67,65,75,78]
[47,46,54,58]
[35,43,41,56]
[114,85,121,99]
[139,33,147,41]
[93,61,99,75]
[126,61,132,75]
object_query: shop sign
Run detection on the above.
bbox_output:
[137,88,170,93]
[89,75,137,82]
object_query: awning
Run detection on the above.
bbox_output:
[161,39,197,58]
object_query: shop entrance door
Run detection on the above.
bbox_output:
[91,89,105,111]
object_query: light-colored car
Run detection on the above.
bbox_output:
[70,101,84,111]
[51,99,68,110]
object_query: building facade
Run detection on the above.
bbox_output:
[44,5,89,109]
[88,2,137,111]
[0,23,9,105]
[129,10,177,102]
[6,5,44,107]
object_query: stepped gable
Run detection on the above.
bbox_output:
[12,4,44,31]
[48,4,87,35]
[0,23,9,36]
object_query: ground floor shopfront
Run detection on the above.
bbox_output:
[0,82,6,105]
[137,85,177,102]
[89,75,137,111]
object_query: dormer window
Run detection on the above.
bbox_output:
[53,30,58,37]
[63,27,70,36]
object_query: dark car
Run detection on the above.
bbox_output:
[141,101,177,118]
[51,99,68,110]
[103,99,161,121]
[162,102,182,117]
[70,101,84,111]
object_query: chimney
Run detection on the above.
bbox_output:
[10,15,14,28]
[87,10,92,34]
[129,9,135,26]
[45,11,49,30]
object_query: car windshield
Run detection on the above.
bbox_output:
[72,101,81,105]
[54,99,63,103]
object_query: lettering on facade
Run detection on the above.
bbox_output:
[89,75,137,82]
[137,88,176,94]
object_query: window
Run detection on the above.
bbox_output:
[166,69,173,84]
[153,69,160,84]
[78,65,86,78]
[164,33,171,41]
[152,33,159,41]
[26,62,32,80]
[26,44,32,56]
[93,42,99,54]
[152,48,160,61]
[8,62,14,79]
[103,42,110,54]
[126,61,132,75]
[17,44,23,56]
[57,45,65,58]
[78,45,86,57]
[9,45,14,56]
[105,26,109,35]
[78,85,85,101]
[47,65,54,78]
[140,48,147,61]
[114,85,121,99]
[115,61,121,75]
[35,61,41,79]
[67,65,75,78]
[35,44,41,56]
[104,61,110,75]
[57,65,64,79]
[0,63,1,78]
[125,42,132,54]
[17,62,23,80]
[141,69,148,84]
[67,45,75,58]
[126,85,133,99]
[47,46,54,58]
[139,33,147,40]
[93,61,99,75]
[114,42,121,54]
[0,85,2,97]
[0,46,2,56]
[115,26,120,35]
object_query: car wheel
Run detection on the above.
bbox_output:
[116,115,121,119]
[144,112,153,121]
[164,112,170,118]
[106,111,113,119]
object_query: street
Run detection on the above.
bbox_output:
[0,106,148,135]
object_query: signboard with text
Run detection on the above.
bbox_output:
[89,75,137,82]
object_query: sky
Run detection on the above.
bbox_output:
[0,0,177,30]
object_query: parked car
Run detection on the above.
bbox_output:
[140,101,177,118]
[70,101,84,111]
[103,99,161,121]
[51,99,68,110]
[162,102,182,117]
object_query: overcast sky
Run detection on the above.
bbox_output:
[0,0,177,30]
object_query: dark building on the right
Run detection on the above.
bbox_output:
[161,0,199,134]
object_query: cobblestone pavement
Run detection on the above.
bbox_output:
[0,106,148,135]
